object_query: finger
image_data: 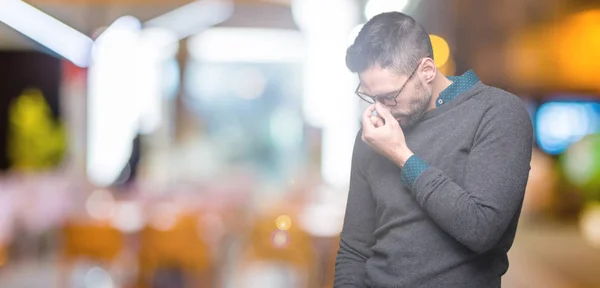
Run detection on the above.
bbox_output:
[362,104,376,119]
[370,115,380,127]
[375,102,395,122]
[361,105,376,129]
[362,129,373,144]
[371,115,384,127]
[361,131,372,144]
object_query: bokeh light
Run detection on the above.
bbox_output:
[149,203,180,231]
[270,230,290,249]
[438,54,455,76]
[429,34,450,68]
[562,134,600,199]
[84,266,114,288]
[85,189,115,220]
[579,203,600,248]
[536,102,599,155]
[555,10,600,91]
[275,215,292,231]
[109,201,143,233]
[2,1,600,287]
[506,9,600,91]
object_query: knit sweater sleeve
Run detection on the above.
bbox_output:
[407,97,533,253]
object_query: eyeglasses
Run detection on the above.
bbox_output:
[355,62,420,107]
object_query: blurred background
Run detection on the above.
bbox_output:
[0,0,599,287]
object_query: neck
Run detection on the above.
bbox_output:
[427,72,453,110]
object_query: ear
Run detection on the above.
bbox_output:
[418,58,437,85]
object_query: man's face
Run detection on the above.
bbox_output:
[358,65,432,129]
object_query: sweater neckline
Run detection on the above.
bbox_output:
[418,81,486,123]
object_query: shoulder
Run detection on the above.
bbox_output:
[471,84,533,138]
[472,84,531,123]
[474,84,528,113]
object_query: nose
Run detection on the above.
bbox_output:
[374,101,392,114]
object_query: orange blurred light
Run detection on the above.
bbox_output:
[505,9,600,91]
[438,54,455,76]
[0,246,6,267]
[505,27,556,89]
[429,34,450,68]
[555,9,600,91]
[276,214,292,231]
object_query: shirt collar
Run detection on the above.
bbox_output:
[435,70,480,107]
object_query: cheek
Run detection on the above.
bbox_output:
[406,92,425,106]
[394,96,413,110]
[390,104,410,116]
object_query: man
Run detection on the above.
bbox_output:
[334,12,533,288]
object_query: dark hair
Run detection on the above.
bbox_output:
[346,12,433,75]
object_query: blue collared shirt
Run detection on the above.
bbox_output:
[400,70,480,187]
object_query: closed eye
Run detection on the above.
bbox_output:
[377,92,398,99]
[357,89,399,100]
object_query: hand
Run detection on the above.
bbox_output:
[370,112,384,128]
[361,103,414,167]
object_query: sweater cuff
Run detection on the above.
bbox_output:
[401,155,430,188]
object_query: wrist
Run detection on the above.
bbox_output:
[394,147,414,168]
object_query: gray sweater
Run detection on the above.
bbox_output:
[334,81,533,288]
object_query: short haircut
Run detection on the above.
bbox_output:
[346,12,434,75]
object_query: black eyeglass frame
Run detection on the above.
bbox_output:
[355,60,422,107]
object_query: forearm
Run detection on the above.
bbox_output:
[396,142,530,253]
[411,165,526,253]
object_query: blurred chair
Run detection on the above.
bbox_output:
[62,221,124,262]
[137,213,214,288]
[236,211,318,288]
[60,220,125,287]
